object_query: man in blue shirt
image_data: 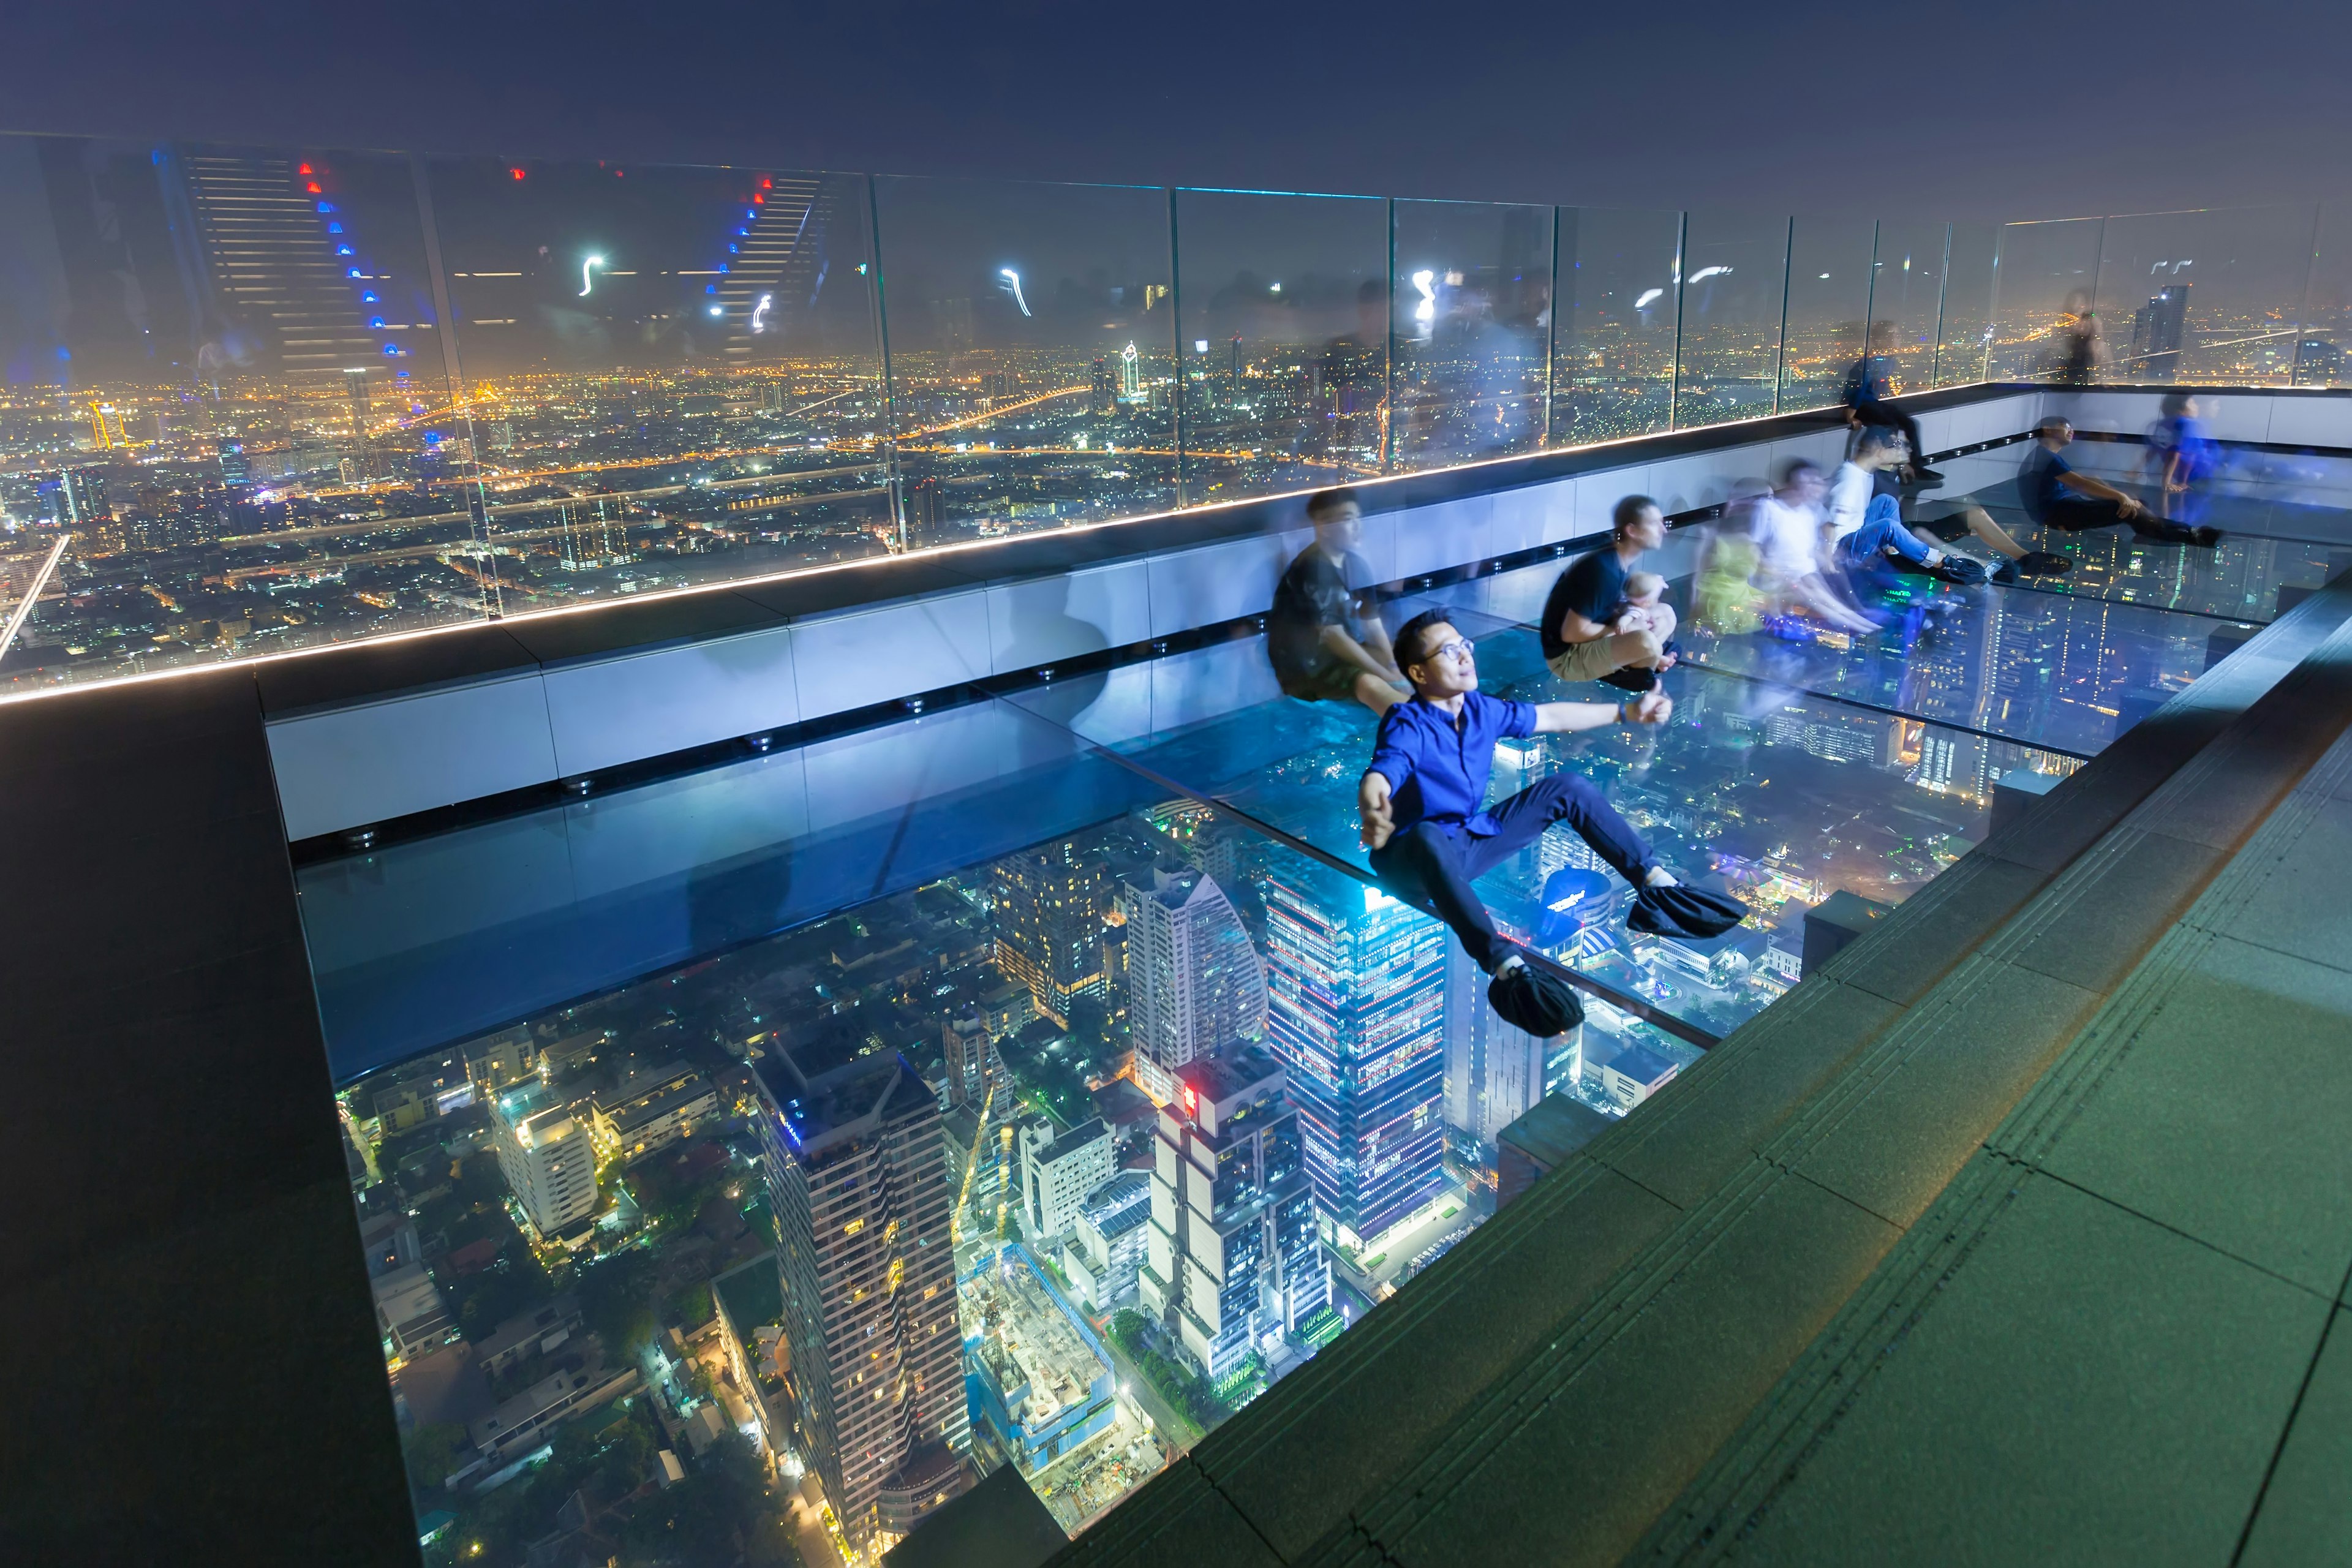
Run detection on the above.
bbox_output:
[1358,609,1678,985]
[2021,416,2218,547]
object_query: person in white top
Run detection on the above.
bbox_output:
[1754,461,1879,634]
[1834,429,2071,581]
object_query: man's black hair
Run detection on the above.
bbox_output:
[1394,609,1455,674]
[1855,424,1905,455]
[2160,392,2194,418]
[1306,486,1362,520]
[2037,414,2073,437]
[1777,458,1821,486]
[1611,494,1660,535]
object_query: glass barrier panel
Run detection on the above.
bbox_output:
[2092,205,2318,386]
[1172,189,1388,507]
[423,157,889,609]
[2294,203,2351,386]
[1988,217,2103,382]
[0,134,475,694]
[1778,216,1875,415]
[1673,211,1789,428]
[1388,198,1552,471]
[1934,223,1998,386]
[874,177,1176,545]
[1866,221,1950,397]
[1551,207,1683,446]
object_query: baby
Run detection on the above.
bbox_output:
[1615,572,1669,634]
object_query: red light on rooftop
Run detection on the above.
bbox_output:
[306,182,322,194]
[760,177,773,189]
[1182,1083,1198,1115]
[298,163,313,175]
[509,167,527,181]
[752,193,764,205]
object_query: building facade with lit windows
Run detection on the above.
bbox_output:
[489,1083,600,1242]
[1261,865,1450,1252]
[992,842,1110,1026]
[752,1043,970,1552]
[1120,867,1268,1105]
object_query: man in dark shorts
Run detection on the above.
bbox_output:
[1841,321,1942,485]
[2020,417,2220,548]
[1541,495,1679,692]
[1267,487,1409,714]
[1359,609,1679,989]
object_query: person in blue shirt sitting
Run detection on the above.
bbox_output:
[1356,611,1682,993]
[2020,416,2218,546]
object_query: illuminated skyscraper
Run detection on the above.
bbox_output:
[1139,1044,1327,1381]
[2130,282,2191,379]
[1090,356,1114,417]
[1261,864,1449,1251]
[1119,342,1142,400]
[1120,868,1267,1105]
[752,1045,969,1552]
[176,154,390,386]
[216,442,250,486]
[992,843,1109,1027]
[489,1082,600,1241]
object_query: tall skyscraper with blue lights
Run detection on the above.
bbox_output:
[1261,863,1449,1252]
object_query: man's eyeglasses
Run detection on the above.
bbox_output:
[1430,639,1473,662]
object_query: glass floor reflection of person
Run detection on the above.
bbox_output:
[1541,495,1682,693]
[1267,486,1410,714]
[1358,611,1695,1019]
[2021,416,2220,548]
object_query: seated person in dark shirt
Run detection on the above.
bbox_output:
[1841,321,1942,486]
[1541,495,1680,692]
[1268,487,1409,714]
[2020,417,2220,548]
[1358,609,1677,988]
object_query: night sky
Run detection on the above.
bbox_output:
[12,0,2351,223]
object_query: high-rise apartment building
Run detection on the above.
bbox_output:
[489,1083,600,1242]
[752,1044,968,1553]
[1120,867,1268,1105]
[941,1011,1003,1110]
[992,843,1109,1027]
[1139,1045,1327,1381]
[1262,866,1449,1251]
[1019,1117,1115,1240]
[2131,282,2191,377]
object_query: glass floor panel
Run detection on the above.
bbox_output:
[302,546,2247,1562]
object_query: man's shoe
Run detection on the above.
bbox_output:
[1487,956,1583,1038]
[1599,665,1659,693]
[2193,526,2224,548]
[1932,555,1989,586]
[2018,550,2073,576]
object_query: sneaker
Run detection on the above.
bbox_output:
[1932,555,1988,586]
[1991,560,2019,586]
[2018,551,2073,576]
[2192,526,2224,548]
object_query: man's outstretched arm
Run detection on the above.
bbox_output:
[1532,691,1670,734]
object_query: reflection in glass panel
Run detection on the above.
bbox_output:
[1867,221,1950,396]
[1778,217,1875,414]
[1552,208,1682,447]
[1675,211,1790,428]
[424,158,889,609]
[1935,224,1998,386]
[1173,190,1388,507]
[1988,217,2103,381]
[2092,205,2317,386]
[311,657,1725,1561]
[2294,203,2352,386]
[875,178,1175,545]
[0,134,474,694]
[1389,199,1552,471]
